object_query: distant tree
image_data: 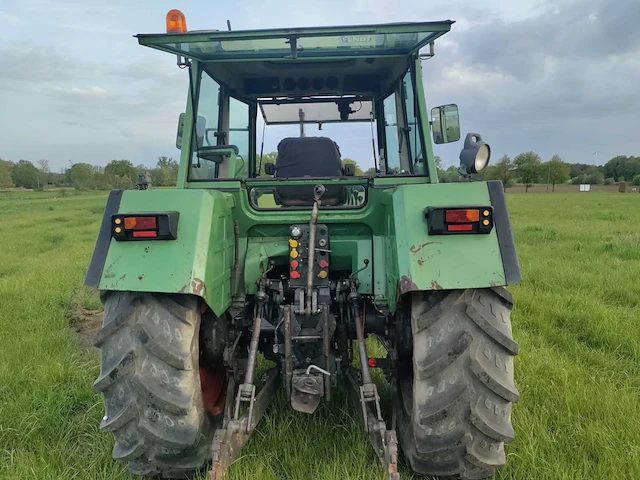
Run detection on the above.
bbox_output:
[0,158,13,187]
[544,155,570,192]
[105,159,137,184]
[513,151,542,192]
[633,174,640,186]
[618,176,626,183]
[478,164,497,181]
[571,175,586,185]
[256,151,277,177]
[150,169,168,186]
[33,159,51,188]
[438,165,460,183]
[604,177,615,185]
[570,163,588,179]
[151,156,179,186]
[586,172,604,185]
[342,158,364,176]
[157,156,176,169]
[37,159,50,174]
[66,162,95,189]
[493,154,514,190]
[364,167,377,176]
[603,155,640,181]
[0,168,12,187]
[12,160,41,189]
[434,155,444,173]
[46,172,67,186]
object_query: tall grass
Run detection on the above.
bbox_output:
[0,190,638,479]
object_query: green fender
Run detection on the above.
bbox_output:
[386,181,520,305]
[85,189,234,316]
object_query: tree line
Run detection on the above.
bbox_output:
[436,153,640,192]
[0,153,363,190]
[2,152,639,191]
[0,157,179,190]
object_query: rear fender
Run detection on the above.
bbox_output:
[85,189,234,316]
[390,180,520,302]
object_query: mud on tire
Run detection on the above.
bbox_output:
[94,292,213,478]
[398,288,519,480]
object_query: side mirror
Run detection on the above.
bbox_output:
[343,163,356,176]
[264,162,276,175]
[176,113,207,150]
[459,133,491,174]
[431,104,461,144]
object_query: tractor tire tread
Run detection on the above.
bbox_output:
[401,288,518,480]
[94,291,211,477]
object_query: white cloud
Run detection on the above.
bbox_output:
[0,11,21,23]
[52,23,128,35]
[56,85,110,97]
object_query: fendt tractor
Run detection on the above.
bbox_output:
[86,10,521,480]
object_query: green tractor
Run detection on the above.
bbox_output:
[86,10,520,480]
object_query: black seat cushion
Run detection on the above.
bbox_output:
[274,137,345,206]
[275,137,343,177]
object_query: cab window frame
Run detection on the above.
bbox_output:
[187,64,257,182]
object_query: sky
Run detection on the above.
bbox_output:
[0,0,638,172]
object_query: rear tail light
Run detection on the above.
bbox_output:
[111,212,179,241]
[425,206,493,235]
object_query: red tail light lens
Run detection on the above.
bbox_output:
[132,230,158,238]
[447,224,473,232]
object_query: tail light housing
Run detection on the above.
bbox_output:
[425,206,493,235]
[111,212,179,241]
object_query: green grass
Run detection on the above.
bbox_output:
[0,190,639,479]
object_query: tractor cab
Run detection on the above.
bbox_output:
[136,14,488,209]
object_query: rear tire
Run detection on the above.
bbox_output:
[93,292,214,478]
[398,288,519,480]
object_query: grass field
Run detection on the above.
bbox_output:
[1,189,639,480]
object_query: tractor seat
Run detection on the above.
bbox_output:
[274,136,345,206]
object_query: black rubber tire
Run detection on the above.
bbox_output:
[398,288,519,480]
[93,292,212,478]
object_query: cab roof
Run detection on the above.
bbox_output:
[136,21,454,62]
[136,21,454,100]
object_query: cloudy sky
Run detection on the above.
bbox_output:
[0,0,638,172]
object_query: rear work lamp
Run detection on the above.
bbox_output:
[425,206,493,235]
[111,212,179,241]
